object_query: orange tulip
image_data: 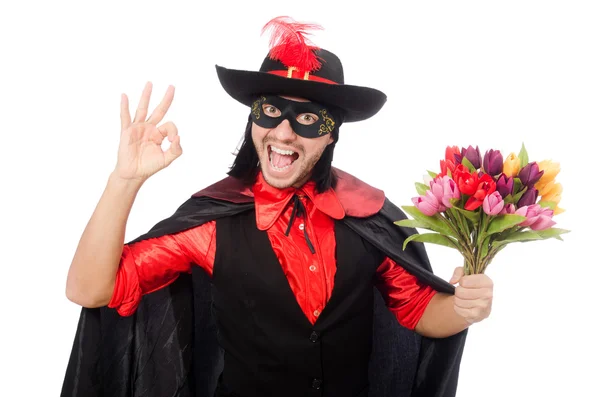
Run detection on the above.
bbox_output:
[536,160,561,186]
[539,181,562,203]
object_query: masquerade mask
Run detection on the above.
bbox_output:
[250,95,337,138]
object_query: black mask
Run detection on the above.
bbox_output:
[250,95,337,138]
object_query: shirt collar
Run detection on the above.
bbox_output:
[252,172,345,230]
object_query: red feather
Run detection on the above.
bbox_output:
[261,16,323,72]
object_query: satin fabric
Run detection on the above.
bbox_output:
[110,172,436,328]
[62,192,468,397]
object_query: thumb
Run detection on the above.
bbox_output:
[449,266,464,285]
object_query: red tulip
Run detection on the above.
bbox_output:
[464,174,496,210]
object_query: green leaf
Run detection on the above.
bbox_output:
[511,186,527,204]
[518,142,529,168]
[491,227,570,247]
[485,214,527,235]
[427,170,438,178]
[461,156,476,172]
[534,227,570,240]
[401,206,457,237]
[512,178,523,194]
[403,232,460,251]
[415,182,429,195]
[449,206,480,225]
[538,200,557,210]
[394,219,429,230]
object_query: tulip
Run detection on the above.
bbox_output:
[500,203,516,215]
[439,159,456,178]
[412,190,441,216]
[515,204,556,231]
[445,146,461,164]
[517,187,538,208]
[503,152,520,177]
[539,181,562,204]
[429,175,462,211]
[455,170,479,196]
[465,174,497,210]
[483,149,504,176]
[519,162,544,187]
[495,173,514,198]
[535,159,561,186]
[461,145,482,169]
[440,175,461,208]
[483,191,504,215]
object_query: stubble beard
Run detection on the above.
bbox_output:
[255,138,326,189]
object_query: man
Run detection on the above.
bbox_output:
[62,16,493,397]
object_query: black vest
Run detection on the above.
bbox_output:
[212,209,385,397]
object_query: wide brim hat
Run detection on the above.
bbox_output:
[215,17,387,123]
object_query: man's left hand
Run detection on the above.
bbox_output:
[449,266,494,325]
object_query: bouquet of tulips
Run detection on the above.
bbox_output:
[396,144,569,275]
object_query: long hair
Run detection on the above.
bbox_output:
[227,116,340,193]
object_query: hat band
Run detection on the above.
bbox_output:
[267,69,338,85]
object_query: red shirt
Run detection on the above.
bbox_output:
[109,173,436,330]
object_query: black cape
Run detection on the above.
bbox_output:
[61,193,468,397]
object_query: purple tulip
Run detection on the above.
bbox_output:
[500,203,516,215]
[517,187,538,208]
[482,191,504,215]
[483,149,503,176]
[496,174,514,198]
[461,145,482,169]
[412,190,441,216]
[518,162,544,187]
[515,204,556,230]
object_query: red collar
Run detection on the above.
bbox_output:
[192,167,385,219]
[252,172,345,230]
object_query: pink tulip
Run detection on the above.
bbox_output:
[412,190,441,216]
[515,204,556,231]
[500,203,516,215]
[483,191,504,215]
[429,175,461,210]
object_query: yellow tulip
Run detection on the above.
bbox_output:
[553,206,565,215]
[536,159,561,186]
[503,153,520,177]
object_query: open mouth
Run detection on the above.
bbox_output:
[268,145,300,172]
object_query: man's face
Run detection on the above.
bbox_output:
[251,95,334,189]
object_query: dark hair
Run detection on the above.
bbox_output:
[227,115,340,193]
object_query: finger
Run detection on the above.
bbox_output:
[157,121,178,140]
[120,93,131,131]
[146,85,175,125]
[449,266,464,284]
[455,286,493,301]
[459,274,494,289]
[454,296,489,310]
[133,81,153,123]
[453,306,475,323]
[164,135,182,165]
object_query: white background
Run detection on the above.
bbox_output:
[1,1,598,395]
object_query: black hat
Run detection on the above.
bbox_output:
[215,16,387,123]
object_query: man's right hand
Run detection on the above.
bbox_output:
[114,81,182,183]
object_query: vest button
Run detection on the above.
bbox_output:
[312,378,322,389]
[309,331,319,343]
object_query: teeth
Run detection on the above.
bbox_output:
[270,145,295,155]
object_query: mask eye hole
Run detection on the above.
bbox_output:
[262,104,281,117]
[296,113,319,125]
